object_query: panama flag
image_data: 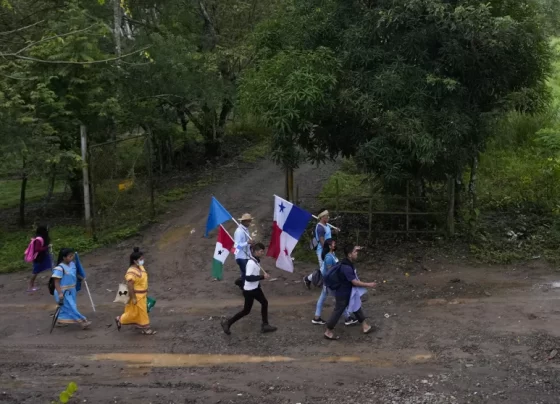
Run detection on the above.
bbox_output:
[267,195,312,272]
[212,225,235,280]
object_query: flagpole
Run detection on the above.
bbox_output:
[84,280,96,312]
[231,216,268,276]
[75,251,96,312]
[272,194,341,231]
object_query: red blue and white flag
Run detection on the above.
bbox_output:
[267,195,312,272]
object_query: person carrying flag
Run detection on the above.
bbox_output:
[303,210,336,289]
[221,242,277,335]
[233,213,254,290]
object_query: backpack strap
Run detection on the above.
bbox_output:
[52,265,66,276]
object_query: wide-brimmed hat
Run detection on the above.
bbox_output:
[318,210,329,219]
[238,213,254,221]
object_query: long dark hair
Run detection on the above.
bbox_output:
[57,248,74,265]
[130,247,144,266]
[36,225,50,246]
[321,238,335,261]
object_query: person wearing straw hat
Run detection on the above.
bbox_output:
[233,213,254,290]
[304,210,335,288]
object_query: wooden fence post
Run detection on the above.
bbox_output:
[335,178,340,212]
[368,186,373,240]
[80,124,92,235]
[447,176,455,236]
[406,181,410,238]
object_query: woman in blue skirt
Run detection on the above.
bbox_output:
[52,248,91,329]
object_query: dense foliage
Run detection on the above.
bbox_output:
[242,0,551,187]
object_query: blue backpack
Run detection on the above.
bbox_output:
[323,262,343,290]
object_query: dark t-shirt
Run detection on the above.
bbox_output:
[335,259,357,297]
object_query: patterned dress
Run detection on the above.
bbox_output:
[119,265,150,328]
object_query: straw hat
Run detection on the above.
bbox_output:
[318,210,329,219]
[238,213,254,221]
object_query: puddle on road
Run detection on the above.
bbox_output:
[157,225,194,250]
[91,353,296,367]
[90,352,433,368]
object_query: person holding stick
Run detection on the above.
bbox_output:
[233,213,254,290]
[51,248,91,330]
[221,243,277,335]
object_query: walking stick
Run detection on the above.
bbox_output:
[50,291,66,334]
[83,280,96,312]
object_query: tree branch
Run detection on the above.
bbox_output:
[12,25,97,55]
[198,0,218,48]
[0,20,45,36]
[184,105,205,133]
[1,46,151,64]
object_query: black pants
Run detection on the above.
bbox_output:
[234,259,249,289]
[228,287,269,326]
[326,294,366,330]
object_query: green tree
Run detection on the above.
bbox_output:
[243,0,551,203]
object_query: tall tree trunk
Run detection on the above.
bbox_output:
[468,153,479,212]
[19,156,27,227]
[42,163,57,214]
[286,167,295,202]
[446,175,455,236]
[454,174,462,217]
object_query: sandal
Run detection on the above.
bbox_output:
[115,316,121,332]
[363,326,374,335]
[141,329,157,335]
[26,287,39,292]
[81,320,92,330]
[324,334,340,341]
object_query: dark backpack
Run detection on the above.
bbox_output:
[310,268,323,287]
[323,262,343,290]
[48,265,64,295]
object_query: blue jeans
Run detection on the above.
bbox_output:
[234,259,249,288]
[315,286,351,319]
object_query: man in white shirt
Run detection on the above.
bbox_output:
[221,243,277,334]
[234,213,254,290]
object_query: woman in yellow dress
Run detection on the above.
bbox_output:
[115,247,157,335]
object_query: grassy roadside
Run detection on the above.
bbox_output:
[0,179,65,210]
[0,141,270,274]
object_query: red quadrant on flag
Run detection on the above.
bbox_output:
[212,225,235,280]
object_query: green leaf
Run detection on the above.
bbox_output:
[59,391,70,404]
[67,382,78,394]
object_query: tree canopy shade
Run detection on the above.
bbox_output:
[243,0,552,184]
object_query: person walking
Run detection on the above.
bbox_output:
[311,239,357,326]
[27,225,52,292]
[115,247,157,335]
[221,243,277,335]
[51,248,91,329]
[324,244,376,340]
[234,213,254,290]
[303,210,336,289]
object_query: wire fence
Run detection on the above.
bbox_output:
[89,135,155,238]
[295,180,448,243]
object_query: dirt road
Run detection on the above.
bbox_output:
[2,159,560,404]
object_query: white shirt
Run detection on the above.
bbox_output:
[244,258,261,291]
[234,225,251,259]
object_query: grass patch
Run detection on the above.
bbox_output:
[160,177,214,203]
[0,179,64,209]
[240,142,270,163]
[0,224,140,273]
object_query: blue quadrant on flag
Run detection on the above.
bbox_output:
[205,197,232,237]
[282,204,312,240]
